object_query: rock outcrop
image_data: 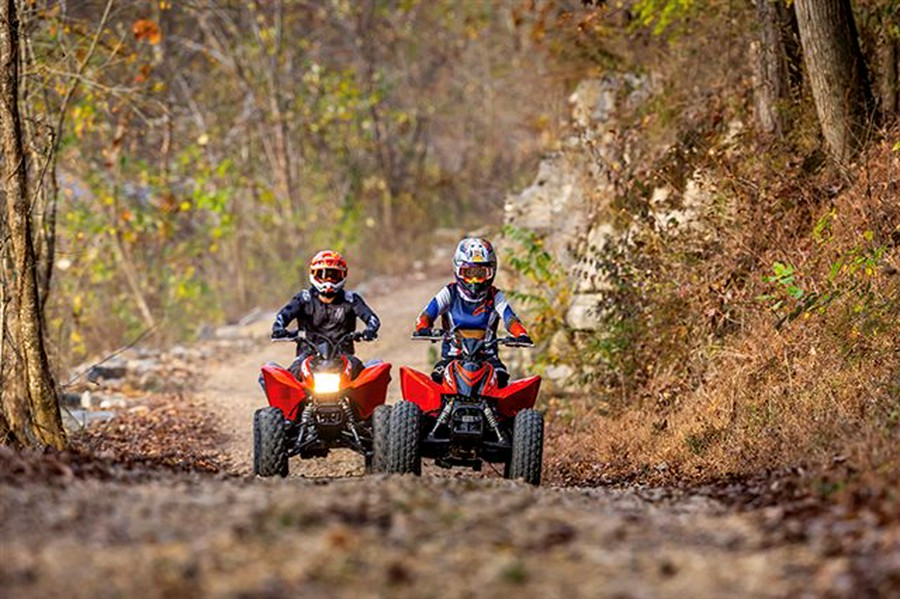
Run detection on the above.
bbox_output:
[505,72,727,334]
[503,72,735,389]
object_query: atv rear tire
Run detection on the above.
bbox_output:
[366,404,392,474]
[253,407,288,478]
[505,409,543,486]
[387,401,421,475]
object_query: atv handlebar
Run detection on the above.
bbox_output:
[502,337,535,348]
[272,330,367,345]
[410,330,534,348]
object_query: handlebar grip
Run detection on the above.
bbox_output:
[271,329,301,342]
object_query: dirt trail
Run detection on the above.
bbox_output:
[0,274,859,597]
[1,475,837,598]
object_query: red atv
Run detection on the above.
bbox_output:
[254,331,392,477]
[383,329,543,485]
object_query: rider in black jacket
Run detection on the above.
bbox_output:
[272,250,380,378]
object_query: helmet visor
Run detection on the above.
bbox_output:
[313,268,345,284]
[459,264,493,284]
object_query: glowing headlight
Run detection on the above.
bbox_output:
[313,372,341,394]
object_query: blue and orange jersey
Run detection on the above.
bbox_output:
[416,283,527,355]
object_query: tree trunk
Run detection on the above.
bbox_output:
[752,0,800,137]
[879,28,899,115]
[794,0,875,162]
[0,0,64,449]
[253,0,299,218]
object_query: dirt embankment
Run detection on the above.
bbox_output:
[0,275,895,597]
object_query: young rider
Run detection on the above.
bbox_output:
[272,250,380,379]
[413,237,532,387]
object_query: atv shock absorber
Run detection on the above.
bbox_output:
[297,403,318,448]
[340,399,363,448]
[483,404,507,445]
[428,398,455,439]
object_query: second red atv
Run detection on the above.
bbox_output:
[254,331,392,477]
[382,329,543,485]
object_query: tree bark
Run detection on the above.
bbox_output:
[794,0,875,162]
[752,0,800,137]
[0,0,64,449]
[879,27,898,115]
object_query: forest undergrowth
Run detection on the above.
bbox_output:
[544,120,900,512]
[529,3,900,511]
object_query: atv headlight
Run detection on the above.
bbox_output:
[313,372,341,394]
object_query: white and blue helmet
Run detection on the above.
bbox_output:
[453,238,496,301]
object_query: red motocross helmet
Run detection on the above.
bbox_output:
[309,250,347,296]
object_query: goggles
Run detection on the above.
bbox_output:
[459,265,493,283]
[313,268,345,283]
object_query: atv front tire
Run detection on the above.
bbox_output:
[366,404,392,474]
[253,407,288,478]
[505,409,543,486]
[387,401,421,475]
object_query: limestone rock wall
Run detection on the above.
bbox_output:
[503,73,731,389]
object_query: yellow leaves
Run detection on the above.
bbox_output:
[69,328,85,355]
[175,267,198,300]
[132,19,162,45]
[71,103,96,138]
[362,176,387,193]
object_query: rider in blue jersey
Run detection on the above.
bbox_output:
[413,238,532,387]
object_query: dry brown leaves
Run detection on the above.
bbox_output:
[0,394,227,487]
[72,394,226,474]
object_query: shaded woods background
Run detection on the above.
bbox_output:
[30,1,574,363]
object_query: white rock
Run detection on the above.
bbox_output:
[545,364,574,382]
[566,294,605,331]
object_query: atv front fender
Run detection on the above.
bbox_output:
[493,376,541,419]
[348,362,392,420]
[261,365,306,420]
[399,366,443,414]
